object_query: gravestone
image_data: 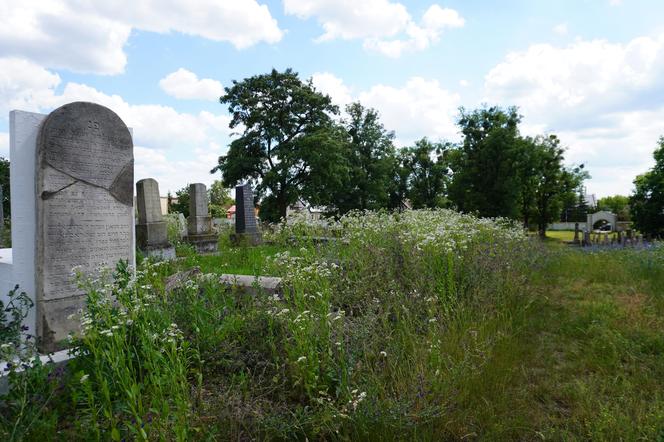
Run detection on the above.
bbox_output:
[231,183,262,245]
[37,102,134,351]
[177,213,187,239]
[583,230,591,246]
[184,183,218,253]
[573,222,580,244]
[136,178,175,260]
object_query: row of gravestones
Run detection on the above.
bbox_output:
[572,223,645,247]
[0,101,261,353]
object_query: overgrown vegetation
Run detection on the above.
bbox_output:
[2,210,664,440]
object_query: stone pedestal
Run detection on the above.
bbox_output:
[136,178,175,260]
[184,183,217,254]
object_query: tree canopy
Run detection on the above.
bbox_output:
[630,137,664,238]
[211,69,592,234]
[448,106,523,218]
[598,195,630,221]
[212,68,344,222]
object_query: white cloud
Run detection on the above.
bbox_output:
[283,0,409,41]
[553,23,568,36]
[312,72,461,145]
[311,72,353,106]
[134,142,223,194]
[159,68,224,101]
[0,58,61,114]
[359,77,460,144]
[0,1,283,75]
[484,33,664,197]
[0,57,231,192]
[459,79,469,87]
[311,72,461,145]
[284,1,464,57]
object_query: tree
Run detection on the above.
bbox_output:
[402,138,451,209]
[170,185,190,218]
[320,103,396,215]
[208,180,234,218]
[448,106,523,219]
[519,135,588,237]
[631,137,664,238]
[388,149,412,211]
[212,68,344,222]
[598,195,630,221]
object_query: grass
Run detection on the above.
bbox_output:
[2,210,664,440]
[546,229,576,242]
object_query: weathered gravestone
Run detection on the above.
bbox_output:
[37,102,134,351]
[231,183,262,245]
[185,183,218,253]
[136,178,175,260]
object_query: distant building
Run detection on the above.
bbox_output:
[286,199,324,221]
[584,193,597,209]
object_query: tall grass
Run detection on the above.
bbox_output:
[3,209,663,439]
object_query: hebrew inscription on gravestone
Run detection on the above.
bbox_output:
[37,102,134,351]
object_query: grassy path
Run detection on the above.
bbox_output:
[483,247,664,440]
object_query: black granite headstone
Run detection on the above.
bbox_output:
[233,183,261,245]
[235,183,257,234]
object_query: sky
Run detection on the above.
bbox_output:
[1,0,663,198]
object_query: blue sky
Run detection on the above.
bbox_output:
[1,0,663,198]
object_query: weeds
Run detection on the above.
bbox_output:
[1,210,663,440]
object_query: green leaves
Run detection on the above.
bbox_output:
[214,69,341,222]
[631,137,664,237]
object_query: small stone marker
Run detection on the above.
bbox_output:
[231,183,262,245]
[136,178,175,260]
[219,274,282,297]
[583,230,591,246]
[37,102,134,351]
[184,183,218,253]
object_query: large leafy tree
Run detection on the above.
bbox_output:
[598,195,630,221]
[212,68,344,222]
[631,137,664,238]
[402,138,451,209]
[208,180,234,218]
[519,135,588,237]
[448,106,523,219]
[170,185,190,218]
[322,103,396,214]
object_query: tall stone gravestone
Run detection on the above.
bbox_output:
[185,183,218,253]
[136,178,175,260]
[231,183,261,245]
[37,102,134,351]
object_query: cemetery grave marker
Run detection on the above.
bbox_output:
[136,178,175,260]
[36,102,134,351]
[184,183,218,253]
[231,183,262,245]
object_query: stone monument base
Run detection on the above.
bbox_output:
[141,243,176,261]
[230,232,263,246]
[185,233,218,254]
